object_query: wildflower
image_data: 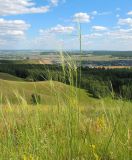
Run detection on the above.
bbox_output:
[90,144,101,160]
[91,144,96,150]
[97,116,105,129]
[94,115,106,133]
[23,155,39,160]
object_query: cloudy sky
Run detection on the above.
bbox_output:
[0,0,132,50]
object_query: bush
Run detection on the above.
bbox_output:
[31,94,41,105]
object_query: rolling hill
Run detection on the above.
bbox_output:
[0,79,89,105]
[0,73,23,81]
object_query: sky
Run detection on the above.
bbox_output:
[0,0,132,50]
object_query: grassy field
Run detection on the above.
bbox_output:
[0,73,132,159]
[0,78,90,105]
[0,91,132,159]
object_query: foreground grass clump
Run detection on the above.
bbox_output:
[0,98,132,160]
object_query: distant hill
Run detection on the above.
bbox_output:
[40,51,132,57]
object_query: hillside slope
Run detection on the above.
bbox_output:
[0,79,89,105]
[0,73,23,81]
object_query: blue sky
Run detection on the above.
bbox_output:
[0,0,132,50]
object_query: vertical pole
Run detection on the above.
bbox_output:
[79,23,82,54]
[78,22,82,84]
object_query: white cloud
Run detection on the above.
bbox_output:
[83,33,102,39]
[26,26,132,50]
[0,18,30,36]
[73,12,90,23]
[91,11,112,17]
[50,0,59,6]
[82,27,132,50]
[50,0,66,6]
[40,25,75,34]
[82,28,132,50]
[0,18,30,48]
[106,29,132,40]
[92,26,108,31]
[0,0,51,16]
[118,18,132,26]
[0,0,65,16]
[4,26,132,50]
[128,11,132,16]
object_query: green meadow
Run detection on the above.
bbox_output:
[0,71,132,160]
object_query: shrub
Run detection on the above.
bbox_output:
[31,94,41,105]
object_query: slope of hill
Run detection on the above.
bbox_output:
[0,80,132,160]
[0,73,23,81]
[0,79,90,105]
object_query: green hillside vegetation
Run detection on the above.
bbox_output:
[0,82,132,159]
[0,73,23,81]
[0,79,90,105]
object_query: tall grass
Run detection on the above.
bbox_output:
[0,54,132,160]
